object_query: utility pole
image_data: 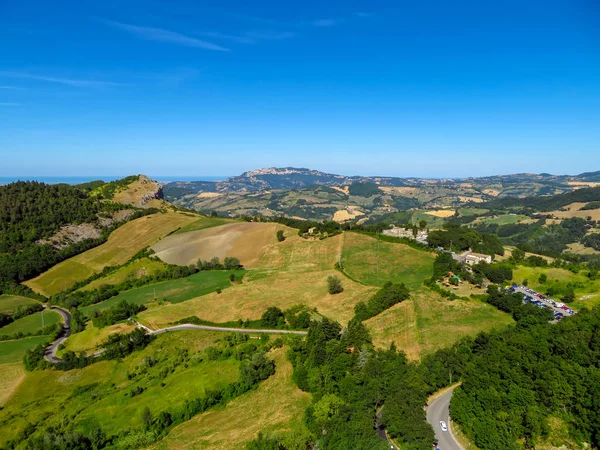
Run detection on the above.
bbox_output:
[153,287,156,301]
[41,308,45,328]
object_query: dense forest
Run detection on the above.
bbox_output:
[428,222,504,256]
[475,217,591,256]
[479,186,600,212]
[0,181,154,295]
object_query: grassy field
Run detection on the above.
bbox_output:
[472,214,529,226]
[25,212,197,296]
[174,216,234,234]
[0,336,52,406]
[365,289,514,360]
[512,266,600,310]
[80,257,168,291]
[0,295,40,314]
[138,269,377,328]
[81,269,245,316]
[0,331,240,445]
[341,232,435,289]
[0,310,61,337]
[152,222,285,268]
[60,322,137,356]
[152,347,311,450]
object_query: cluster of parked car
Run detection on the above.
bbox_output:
[508,285,575,321]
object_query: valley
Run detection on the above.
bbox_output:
[1,171,600,450]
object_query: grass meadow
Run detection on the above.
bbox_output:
[0,295,40,314]
[341,232,435,289]
[0,310,61,337]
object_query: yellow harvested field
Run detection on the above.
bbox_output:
[566,242,599,255]
[330,186,349,194]
[152,348,311,450]
[332,207,364,223]
[25,212,196,296]
[0,363,25,406]
[151,222,287,268]
[563,202,587,211]
[139,269,376,328]
[482,189,500,197]
[197,192,221,198]
[366,289,513,360]
[567,181,600,188]
[424,209,456,218]
[542,208,600,221]
[458,196,485,203]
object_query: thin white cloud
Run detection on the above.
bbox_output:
[311,19,338,27]
[0,71,123,88]
[0,85,20,89]
[104,20,230,51]
[0,102,21,106]
[198,30,296,44]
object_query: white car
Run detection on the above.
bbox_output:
[440,421,448,432]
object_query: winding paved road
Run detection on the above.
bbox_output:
[43,306,72,363]
[426,386,464,450]
[44,315,308,364]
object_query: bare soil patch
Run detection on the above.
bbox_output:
[151,222,282,268]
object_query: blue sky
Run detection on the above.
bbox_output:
[1,0,599,178]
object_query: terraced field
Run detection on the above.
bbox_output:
[25,212,197,296]
[80,258,168,291]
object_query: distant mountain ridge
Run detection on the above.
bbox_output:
[164,166,600,197]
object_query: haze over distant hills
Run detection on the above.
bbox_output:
[162,167,600,221]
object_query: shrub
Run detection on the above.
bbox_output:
[327,276,343,295]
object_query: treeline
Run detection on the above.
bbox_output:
[54,255,243,309]
[23,328,153,372]
[173,304,313,330]
[348,181,381,197]
[354,281,410,321]
[485,285,553,323]
[428,222,504,256]
[0,323,62,342]
[476,217,590,257]
[92,300,146,328]
[479,186,600,212]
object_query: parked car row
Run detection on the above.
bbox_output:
[508,285,576,320]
